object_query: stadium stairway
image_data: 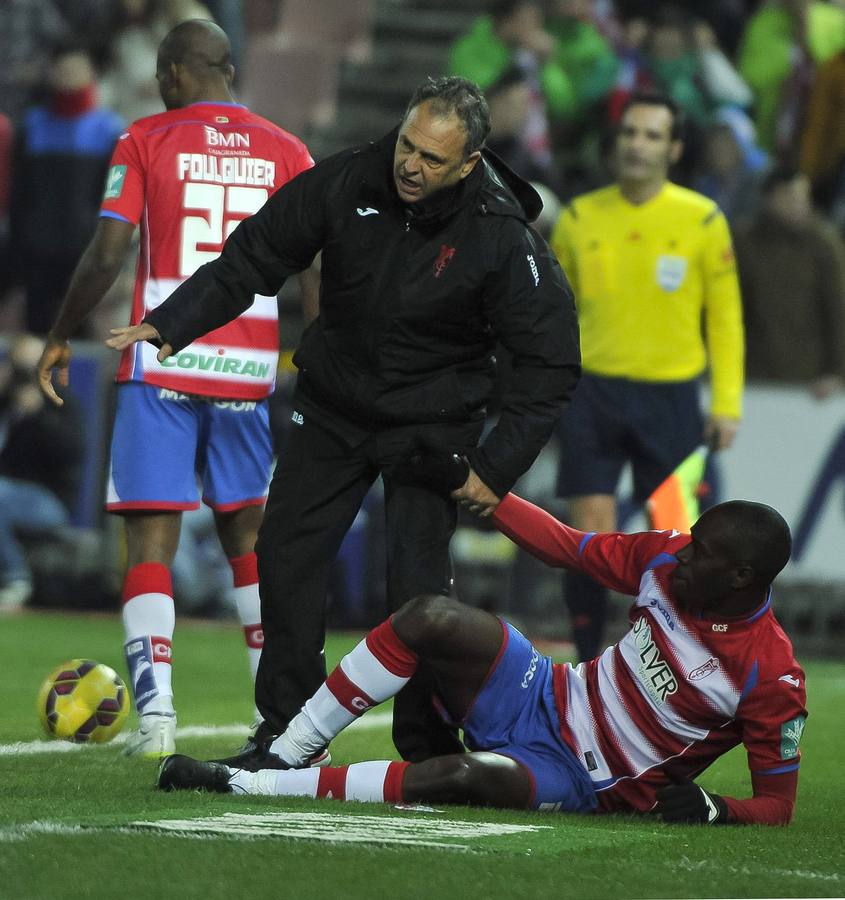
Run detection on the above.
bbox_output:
[304,0,489,160]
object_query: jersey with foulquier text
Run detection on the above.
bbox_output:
[493,493,807,824]
[100,101,313,399]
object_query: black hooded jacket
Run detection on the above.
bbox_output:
[145,129,581,496]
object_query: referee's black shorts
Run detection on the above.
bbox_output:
[557,373,704,502]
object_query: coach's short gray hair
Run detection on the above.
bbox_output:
[405,76,491,157]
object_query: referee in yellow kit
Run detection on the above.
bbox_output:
[550,92,744,661]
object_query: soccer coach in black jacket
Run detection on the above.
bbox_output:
[108,76,581,766]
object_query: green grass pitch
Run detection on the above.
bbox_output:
[1,611,843,900]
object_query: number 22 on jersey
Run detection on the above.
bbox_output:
[180,183,268,277]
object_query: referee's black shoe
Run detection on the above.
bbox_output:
[158,755,233,793]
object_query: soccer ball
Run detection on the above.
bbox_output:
[36,659,129,743]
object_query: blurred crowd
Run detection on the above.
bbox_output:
[447,0,845,395]
[1,0,845,616]
[450,2,842,213]
[0,1,843,375]
[0,0,242,336]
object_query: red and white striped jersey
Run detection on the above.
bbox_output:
[101,101,313,399]
[493,493,807,815]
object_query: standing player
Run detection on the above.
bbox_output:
[549,92,744,662]
[36,20,319,759]
[161,493,806,826]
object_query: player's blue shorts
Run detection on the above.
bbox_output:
[454,622,597,813]
[557,373,704,502]
[107,382,272,512]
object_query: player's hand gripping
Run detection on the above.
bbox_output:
[655,780,728,824]
[399,451,501,516]
[452,467,501,518]
[37,335,72,406]
[105,323,172,361]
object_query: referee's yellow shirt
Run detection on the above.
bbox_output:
[550,183,744,418]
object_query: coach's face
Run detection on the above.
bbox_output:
[616,103,682,186]
[393,101,481,204]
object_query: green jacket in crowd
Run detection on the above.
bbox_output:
[447,16,577,119]
[739,1,845,150]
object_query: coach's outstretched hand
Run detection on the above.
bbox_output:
[655,780,728,824]
[37,335,72,406]
[106,323,172,362]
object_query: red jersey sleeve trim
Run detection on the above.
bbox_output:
[579,532,597,554]
[754,763,800,776]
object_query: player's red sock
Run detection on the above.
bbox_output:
[230,761,410,803]
[318,761,411,802]
[270,618,417,764]
[122,562,175,715]
[228,552,263,681]
[309,617,418,734]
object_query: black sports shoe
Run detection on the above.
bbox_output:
[158,755,233,793]
[211,724,331,772]
[210,730,292,772]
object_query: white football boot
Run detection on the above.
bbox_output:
[0,579,32,612]
[122,712,176,759]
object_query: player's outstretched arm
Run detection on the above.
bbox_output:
[492,493,587,568]
[492,493,680,596]
[37,217,135,406]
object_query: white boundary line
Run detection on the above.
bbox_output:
[131,811,549,850]
[0,711,393,756]
[0,822,89,843]
[0,812,550,850]
[670,855,843,884]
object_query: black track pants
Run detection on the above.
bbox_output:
[254,415,464,760]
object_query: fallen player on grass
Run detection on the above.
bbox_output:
[159,493,806,825]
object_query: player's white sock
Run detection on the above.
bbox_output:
[228,552,263,681]
[229,760,410,803]
[269,617,418,766]
[122,562,175,716]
